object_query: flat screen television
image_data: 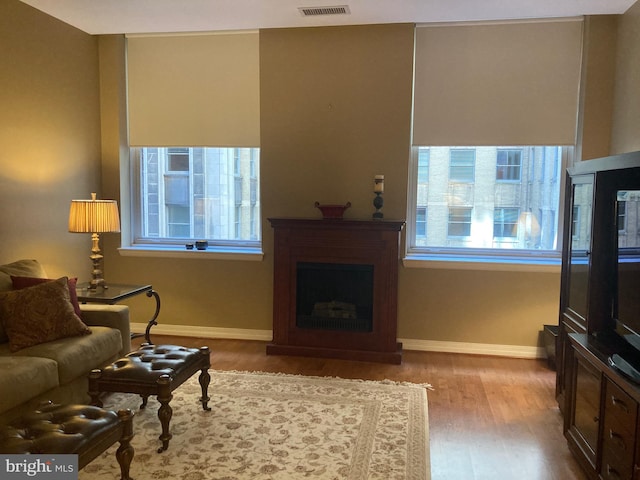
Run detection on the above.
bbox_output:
[610,190,640,382]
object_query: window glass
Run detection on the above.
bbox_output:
[618,201,627,233]
[417,148,429,183]
[132,147,260,246]
[494,207,520,238]
[572,205,580,239]
[496,149,522,181]
[448,207,472,237]
[410,146,566,256]
[416,207,427,238]
[449,149,475,182]
[167,147,190,171]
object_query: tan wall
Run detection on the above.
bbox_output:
[399,268,560,345]
[579,15,618,161]
[98,23,562,350]
[101,24,416,335]
[259,25,413,221]
[5,5,640,350]
[0,0,101,278]
[611,0,640,154]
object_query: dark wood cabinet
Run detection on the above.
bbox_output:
[559,151,640,479]
[566,334,640,480]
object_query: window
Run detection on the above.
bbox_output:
[167,148,189,171]
[494,207,519,238]
[617,191,640,247]
[416,207,427,238]
[408,146,567,258]
[125,32,260,256]
[411,20,580,265]
[572,206,580,239]
[132,147,261,247]
[448,207,472,237]
[496,149,522,181]
[417,148,429,183]
[618,201,627,233]
[449,149,475,182]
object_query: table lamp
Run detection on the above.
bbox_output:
[68,193,121,289]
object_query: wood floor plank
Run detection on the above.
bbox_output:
[133,336,587,480]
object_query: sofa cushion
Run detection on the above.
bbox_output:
[0,277,90,352]
[11,275,82,319]
[0,356,59,414]
[0,259,47,342]
[0,259,47,293]
[11,326,122,384]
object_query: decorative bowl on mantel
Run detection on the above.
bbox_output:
[314,201,351,219]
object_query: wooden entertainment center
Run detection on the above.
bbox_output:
[558,151,640,480]
[267,218,404,364]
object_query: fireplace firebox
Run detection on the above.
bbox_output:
[296,262,374,332]
[268,218,405,364]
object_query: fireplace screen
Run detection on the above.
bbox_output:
[296,262,374,332]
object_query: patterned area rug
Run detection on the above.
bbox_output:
[80,370,430,480]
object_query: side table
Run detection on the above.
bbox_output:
[77,283,160,344]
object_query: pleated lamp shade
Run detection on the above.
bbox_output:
[68,193,120,234]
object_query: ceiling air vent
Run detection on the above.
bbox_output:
[298,5,351,17]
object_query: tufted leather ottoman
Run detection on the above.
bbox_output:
[0,402,134,479]
[89,343,211,453]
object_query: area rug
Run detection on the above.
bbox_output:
[80,370,430,480]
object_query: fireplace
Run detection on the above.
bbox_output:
[267,218,404,364]
[296,262,374,332]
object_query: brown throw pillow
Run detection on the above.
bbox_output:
[11,275,83,319]
[0,277,91,352]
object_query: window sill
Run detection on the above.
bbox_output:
[118,246,264,262]
[402,253,561,273]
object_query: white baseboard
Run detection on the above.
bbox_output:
[133,323,546,359]
[131,323,272,342]
[398,338,546,359]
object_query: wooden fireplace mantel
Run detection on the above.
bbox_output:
[267,217,405,364]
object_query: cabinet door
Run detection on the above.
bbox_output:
[558,175,595,410]
[567,345,602,472]
[566,176,594,325]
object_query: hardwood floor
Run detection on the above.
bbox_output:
[134,335,587,480]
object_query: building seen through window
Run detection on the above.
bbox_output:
[132,147,260,246]
[412,146,564,253]
[617,191,640,249]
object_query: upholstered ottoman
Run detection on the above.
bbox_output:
[89,343,211,452]
[0,402,134,480]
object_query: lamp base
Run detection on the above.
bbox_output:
[88,278,108,290]
[88,233,108,290]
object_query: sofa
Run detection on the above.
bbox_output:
[0,259,131,423]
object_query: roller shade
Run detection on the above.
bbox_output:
[127,32,260,147]
[413,19,583,146]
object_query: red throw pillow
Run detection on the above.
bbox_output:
[11,276,82,319]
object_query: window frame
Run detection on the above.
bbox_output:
[405,145,572,269]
